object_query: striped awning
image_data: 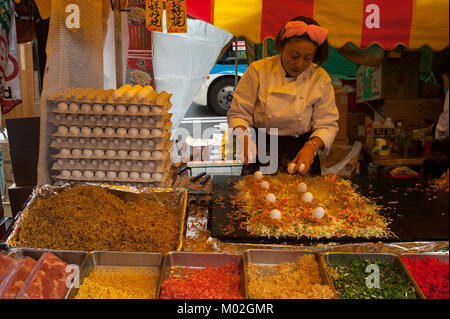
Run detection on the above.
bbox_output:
[187,0,449,50]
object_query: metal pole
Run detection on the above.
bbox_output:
[234,37,238,87]
[113,0,123,89]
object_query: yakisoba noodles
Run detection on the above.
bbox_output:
[9,186,180,253]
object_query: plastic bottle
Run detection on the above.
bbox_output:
[395,121,406,155]
[383,117,395,152]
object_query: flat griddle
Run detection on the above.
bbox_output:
[209,175,448,244]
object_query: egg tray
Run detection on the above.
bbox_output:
[50,136,171,152]
[47,90,172,107]
[49,113,172,129]
[51,149,171,162]
[51,157,171,173]
[51,125,171,140]
[52,169,171,185]
[50,106,171,118]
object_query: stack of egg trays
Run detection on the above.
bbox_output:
[47,88,173,187]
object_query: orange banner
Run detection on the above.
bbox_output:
[166,0,187,33]
[146,0,163,32]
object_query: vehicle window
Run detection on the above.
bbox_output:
[218,38,248,65]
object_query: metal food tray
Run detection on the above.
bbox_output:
[243,249,336,299]
[322,252,425,299]
[66,251,164,299]
[157,252,245,299]
[6,184,188,254]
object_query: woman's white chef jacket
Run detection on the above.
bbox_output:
[227,54,339,155]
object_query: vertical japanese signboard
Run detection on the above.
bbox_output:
[127,0,155,88]
[145,0,163,32]
[0,0,22,115]
[166,0,187,33]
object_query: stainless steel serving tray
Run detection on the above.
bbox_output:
[6,184,188,253]
[157,251,245,299]
[323,252,426,299]
[243,249,336,299]
[66,251,164,299]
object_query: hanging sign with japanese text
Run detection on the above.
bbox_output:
[146,0,163,32]
[166,0,187,33]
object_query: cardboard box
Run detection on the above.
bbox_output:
[8,184,34,219]
[335,93,348,140]
[384,98,443,128]
[356,52,422,103]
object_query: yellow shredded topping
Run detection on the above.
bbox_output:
[247,254,334,299]
[74,266,160,299]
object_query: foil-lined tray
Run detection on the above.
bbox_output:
[5,183,187,254]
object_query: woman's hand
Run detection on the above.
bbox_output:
[235,126,257,165]
[289,137,324,174]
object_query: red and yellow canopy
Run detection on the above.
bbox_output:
[187,0,449,50]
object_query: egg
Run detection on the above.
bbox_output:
[105,127,116,136]
[135,162,144,169]
[302,192,313,203]
[106,171,117,180]
[66,115,73,121]
[141,151,151,159]
[118,172,129,180]
[104,104,115,113]
[117,150,128,158]
[253,171,264,181]
[298,163,306,174]
[129,172,140,181]
[297,182,307,193]
[151,129,162,137]
[72,170,82,178]
[61,170,71,178]
[269,209,282,220]
[55,137,63,145]
[95,171,106,179]
[101,116,108,123]
[113,160,121,167]
[93,127,104,136]
[147,140,155,147]
[136,117,143,124]
[112,116,120,123]
[116,105,127,114]
[312,207,325,219]
[55,114,61,121]
[140,172,151,181]
[112,139,120,146]
[94,149,105,158]
[117,128,127,137]
[147,118,155,125]
[81,127,92,136]
[69,103,79,112]
[92,104,103,113]
[83,170,94,179]
[68,159,75,166]
[81,104,91,112]
[260,181,270,190]
[128,128,139,137]
[56,159,64,166]
[140,106,150,115]
[83,149,93,157]
[147,162,155,170]
[89,138,98,145]
[101,160,110,168]
[129,151,140,158]
[101,138,109,146]
[106,150,116,158]
[140,128,150,137]
[67,138,74,144]
[57,126,69,135]
[91,159,98,167]
[128,105,139,114]
[125,160,132,167]
[136,139,143,146]
[57,102,68,112]
[151,106,162,114]
[89,116,96,123]
[265,193,276,203]
[124,116,131,123]
[72,149,82,157]
[152,173,163,181]
[69,126,80,136]
[79,138,85,145]
[152,151,163,160]
[124,139,131,146]
[287,163,296,174]
[80,159,87,166]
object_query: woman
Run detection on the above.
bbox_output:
[227,16,339,175]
